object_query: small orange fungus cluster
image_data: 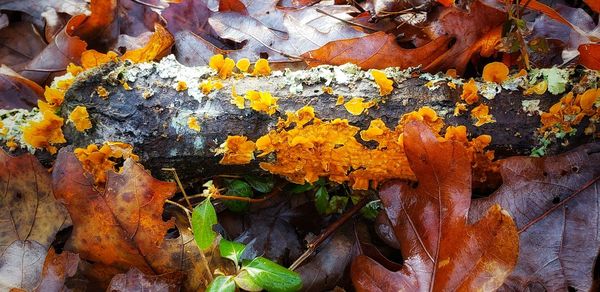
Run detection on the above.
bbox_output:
[22,101,66,154]
[344,97,375,115]
[236,58,250,72]
[540,89,600,135]
[219,106,495,190]
[209,54,236,79]
[370,70,394,96]
[461,79,479,105]
[74,142,139,184]
[252,58,271,76]
[68,106,92,132]
[524,80,548,95]
[471,104,495,127]
[336,95,345,105]
[217,136,256,165]
[176,81,188,91]
[187,116,201,132]
[239,90,279,115]
[210,54,271,78]
[322,86,334,95]
[482,62,509,84]
[200,80,223,94]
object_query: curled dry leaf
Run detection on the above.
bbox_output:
[0,64,44,109]
[52,148,176,274]
[470,143,600,291]
[351,121,518,291]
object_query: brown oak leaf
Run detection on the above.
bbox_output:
[351,122,519,291]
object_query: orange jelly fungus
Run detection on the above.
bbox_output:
[209,54,235,79]
[322,86,334,95]
[245,90,278,115]
[44,87,65,106]
[5,138,18,151]
[252,58,271,76]
[471,104,496,127]
[68,106,92,132]
[22,101,66,154]
[336,95,345,106]
[446,68,458,78]
[67,63,84,76]
[370,69,393,96]
[524,80,547,95]
[229,106,494,190]
[217,135,256,165]
[231,85,245,109]
[461,79,479,105]
[74,142,139,184]
[200,80,223,95]
[81,50,119,70]
[187,116,201,132]
[482,62,509,84]
[540,89,599,135]
[236,58,250,72]
[176,81,188,91]
[96,86,109,98]
[121,24,173,63]
[344,97,374,115]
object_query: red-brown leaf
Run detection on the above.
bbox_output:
[584,0,600,13]
[578,44,600,70]
[302,31,452,69]
[0,65,44,109]
[470,143,600,291]
[351,122,519,291]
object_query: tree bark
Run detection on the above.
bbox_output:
[4,56,597,183]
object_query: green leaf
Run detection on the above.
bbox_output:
[314,186,329,214]
[206,275,236,292]
[223,179,253,212]
[243,174,274,193]
[234,270,263,291]
[360,200,382,220]
[326,195,348,214]
[219,239,246,266]
[242,257,302,292]
[288,182,315,194]
[191,198,218,250]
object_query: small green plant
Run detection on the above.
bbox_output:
[192,195,302,292]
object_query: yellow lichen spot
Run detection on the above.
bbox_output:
[0,121,5,136]
[454,102,467,116]
[245,90,278,115]
[524,80,547,95]
[96,86,109,99]
[371,70,393,96]
[231,85,245,109]
[176,81,188,91]
[322,86,334,95]
[44,86,65,106]
[236,58,250,72]
[482,62,509,84]
[446,69,457,78]
[252,58,271,76]
[336,95,345,106]
[22,101,66,154]
[81,50,119,70]
[67,63,84,76]
[471,104,495,127]
[122,81,132,91]
[69,106,92,132]
[217,135,256,165]
[461,79,479,105]
[74,142,139,184]
[187,116,201,132]
[6,138,18,151]
[447,81,456,89]
[344,97,372,115]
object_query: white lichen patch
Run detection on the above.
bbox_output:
[479,82,502,100]
[0,108,42,152]
[154,55,214,101]
[501,74,527,91]
[521,100,541,116]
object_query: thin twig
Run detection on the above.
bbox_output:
[316,8,379,32]
[289,196,371,270]
[163,168,193,209]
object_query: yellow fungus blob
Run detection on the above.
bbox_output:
[74,142,139,184]
[454,102,467,116]
[245,90,278,115]
[231,85,245,109]
[81,50,119,70]
[22,101,66,154]
[0,121,5,136]
[524,80,548,95]
[209,54,225,70]
[336,95,345,106]
[482,62,509,84]
[44,87,65,107]
[67,63,84,76]
[122,81,132,91]
[540,89,599,135]
[252,58,271,76]
[446,68,458,78]
[209,54,235,79]
[68,106,92,132]
[200,80,223,94]
[344,97,373,115]
[236,58,250,72]
[176,81,188,91]
[370,70,393,96]
[188,116,201,132]
[447,81,457,89]
[360,119,386,142]
[217,135,256,165]
[322,86,334,95]
[516,69,528,77]
[461,79,479,105]
[96,86,109,99]
[5,138,17,151]
[471,104,495,127]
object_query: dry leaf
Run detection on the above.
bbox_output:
[0,21,46,72]
[107,268,182,292]
[35,249,80,292]
[470,143,600,291]
[0,240,47,291]
[0,65,44,109]
[351,121,518,291]
[578,44,600,70]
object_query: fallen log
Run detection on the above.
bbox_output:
[1,56,597,184]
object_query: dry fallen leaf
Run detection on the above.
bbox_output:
[351,121,518,291]
[107,268,182,292]
[35,249,80,292]
[0,21,46,72]
[0,240,47,291]
[0,64,44,109]
[470,143,600,291]
[52,148,177,274]
[578,44,600,70]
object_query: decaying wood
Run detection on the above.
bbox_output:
[8,57,598,182]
